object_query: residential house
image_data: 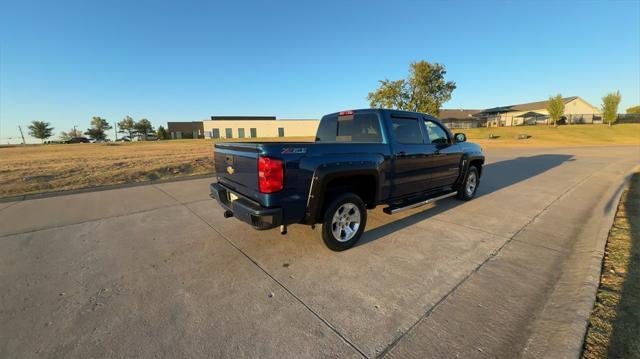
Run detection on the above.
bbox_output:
[476,96,601,127]
[438,109,484,128]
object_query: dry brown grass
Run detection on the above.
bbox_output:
[0,138,312,199]
[1,126,638,199]
[0,140,212,198]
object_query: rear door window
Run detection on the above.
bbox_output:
[316,113,383,143]
[391,118,423,144]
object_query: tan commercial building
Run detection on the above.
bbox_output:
[201,116,320,139]
[476,96,601,127]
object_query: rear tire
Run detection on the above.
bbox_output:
[457,166,479,200]
[320,192,367,251]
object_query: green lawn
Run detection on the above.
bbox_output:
[460,124,640,148]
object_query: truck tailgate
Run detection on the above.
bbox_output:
[214,143,260,198]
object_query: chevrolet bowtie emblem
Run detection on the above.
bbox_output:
[226,166,234,175]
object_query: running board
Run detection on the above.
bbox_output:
[383,191,458,215]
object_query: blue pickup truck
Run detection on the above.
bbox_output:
[210,109,484,250]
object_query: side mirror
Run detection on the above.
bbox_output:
[454,133,467,143]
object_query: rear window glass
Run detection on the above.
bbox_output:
[316,113,383,142]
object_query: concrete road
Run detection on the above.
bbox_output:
[1,146,638,358]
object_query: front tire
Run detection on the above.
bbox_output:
[457,166,480,200]
[320,193,367,251]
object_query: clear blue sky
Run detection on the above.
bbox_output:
[1,0,639,142]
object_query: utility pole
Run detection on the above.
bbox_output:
[18,125,26,145]
[73,125,77,137]
[114,122,118,141]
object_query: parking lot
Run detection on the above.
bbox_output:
[1,145,638,358]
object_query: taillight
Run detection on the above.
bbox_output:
[339,110,355,116]
[258,156,284,193]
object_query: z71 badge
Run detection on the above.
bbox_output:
[281,147,307,154]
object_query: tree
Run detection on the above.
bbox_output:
[117,115,136,139]
[27,121,54,143]
[85,116,112,140]
[626,105,640,114]
[546,94,565,127]
[156,125,169,140]
[59,128,83,141]
[367,79,410,110]
[367,60,456,115]
[601,91,622,126]
[134,118,154,140]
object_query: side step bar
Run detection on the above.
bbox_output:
[383,191,458,215]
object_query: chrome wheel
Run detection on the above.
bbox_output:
[465,171,477,196]
[331,203,361,242]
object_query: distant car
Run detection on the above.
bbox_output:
[116,136,132,142]
[144,134,159,141]
[64,137,90,144]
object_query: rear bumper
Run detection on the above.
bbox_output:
[209,183,282,230]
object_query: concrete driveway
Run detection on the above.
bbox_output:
[1,146,638,358]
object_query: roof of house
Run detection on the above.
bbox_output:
[514,111,549,118]
[438,109,483,120]
[479,96,579,114]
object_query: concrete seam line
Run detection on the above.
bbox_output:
[152,185,369,358]
[377,160,612,358]
[511,236,567,254]
[0,201,20,214]
[0,198,212,238]
[430,217,511,240]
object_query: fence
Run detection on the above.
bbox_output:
[616,113,640,124]
[486,113,604,127]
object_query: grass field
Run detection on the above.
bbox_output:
[583,172,640,358]
[0,140,212,198]
[0,125,638,199]
[0,137,311,198]
[460,123,640,148]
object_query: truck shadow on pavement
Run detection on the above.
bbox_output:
[358,154,574,246]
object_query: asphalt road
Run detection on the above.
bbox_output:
[1,146,638,358]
